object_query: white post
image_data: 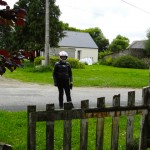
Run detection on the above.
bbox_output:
[44,0,49,65]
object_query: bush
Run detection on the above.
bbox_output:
[34,56,44,66]
[99,56,113,66]
[34,56,85,69]
[98,50,112,60]
[49,57,85,69]
[112,55,147,69]
[68,58,85,69]
[49,56,60,67]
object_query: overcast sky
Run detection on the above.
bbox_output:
[3,0,150,43]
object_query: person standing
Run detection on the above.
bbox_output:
[53,51,73,109]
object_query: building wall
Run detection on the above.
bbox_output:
[49,47,98,63]
[75,48,98,63]
[49,47,75,58]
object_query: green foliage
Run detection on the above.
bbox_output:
[99,56,113,66]
[7,0,64,51]
[49,56,59,67]
[67,58,85,69]
[34,56,85,69]
[104,57,113,65]
[49,56,85,69]
[98,50,112,59]
[84,27,109,52]
[34,56,44,66]
[112,55,147,69]
[109,35,129,52]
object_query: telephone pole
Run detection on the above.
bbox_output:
[45,0,49,65]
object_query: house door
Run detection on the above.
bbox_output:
[77,50,81,60]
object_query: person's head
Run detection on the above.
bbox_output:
[59,51,68,62]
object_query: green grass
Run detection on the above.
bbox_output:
[4,63,149,88]
[1,63,150,149]
[0,110,143,150]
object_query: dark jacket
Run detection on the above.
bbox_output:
[53,61,73,85]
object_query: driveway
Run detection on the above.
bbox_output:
[0,77,143,111]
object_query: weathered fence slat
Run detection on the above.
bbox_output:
[80,100,89,150]
[46,104,54,150]
[111,94,120,150]
[139,87,150,150]
[126,91,135,150]
[27,105,36,150]
[96,97,105,150]
[63,102,73,150]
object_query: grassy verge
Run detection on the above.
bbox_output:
[0,110,142,150]
[4,63,149,88]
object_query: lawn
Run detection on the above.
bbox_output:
[1,63,150,149]
[3,63,149,88]
[0,110,142,150]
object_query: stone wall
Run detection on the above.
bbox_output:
[104,48,146,60]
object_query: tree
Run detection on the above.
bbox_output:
[9,0,64,51]
[109,35,129,53]
[144,29,150,56]
[84,27,109,52]
[0,0,27,75]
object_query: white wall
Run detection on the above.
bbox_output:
[75,48,98,63]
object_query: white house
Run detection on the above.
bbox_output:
[49,31,98,63]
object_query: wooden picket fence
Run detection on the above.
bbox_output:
[27,86,150,150]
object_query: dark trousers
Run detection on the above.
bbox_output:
[57,79,72,107]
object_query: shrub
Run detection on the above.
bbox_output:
[34,56,85,69]
[49,57,85,69]
[68,58,85,69]
[34,56,44,66]
[49,56,59,67]
[99,56,113,66]
[98,50,112,60]
[112,55,147,69]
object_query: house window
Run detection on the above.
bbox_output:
[77,50,81,60]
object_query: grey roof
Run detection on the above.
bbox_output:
[127,40,146,49]
[58,31,98,49]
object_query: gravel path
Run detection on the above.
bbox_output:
[0,77,143,111]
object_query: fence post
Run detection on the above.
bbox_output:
[27,105,36,150]
[126,91,135,150]
[0,143,12,150]
[111,94,120,150]
[80,100,89,150]
[139,87,150,149]
[96,97,105,150]
[63,102,73,150]
[46,104,55,150]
